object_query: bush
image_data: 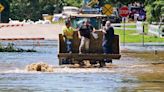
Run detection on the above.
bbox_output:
[0,43,36,52]
[146,1,164,23]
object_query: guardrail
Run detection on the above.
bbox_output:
[0,23,24,28]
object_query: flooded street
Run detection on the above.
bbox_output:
[0,40,164,92]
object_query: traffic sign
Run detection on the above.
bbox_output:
[102,4,113,16]
[0,3,5,13]
[119,6,129,17]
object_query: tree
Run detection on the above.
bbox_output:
[42,4,55,15]
[100,0,145,6]
[145,0,164,23]
[63,0,82,7]
[9,0,57,21]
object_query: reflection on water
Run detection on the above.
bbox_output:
[0,40,164,92]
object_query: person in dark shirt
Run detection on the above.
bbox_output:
[78,19,94,54]
[102,21,114,54]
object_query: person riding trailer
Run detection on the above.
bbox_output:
[62,20,74,53]
[101,21,115,63]
[102,21,115,54]
[78,19,95,54]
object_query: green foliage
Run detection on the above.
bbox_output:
[43,4,55,15]
[9,0,58,21]
[144,0,155,5]
[8,0,83,20]
[5,43,15,51]
[0,43,3,48]
[63,0,82,7]
[103,0,145,6]
[8,0,163,22]
[145,0,164,23]
[145,5,153,23]
[152,1,164,22]
[162,7,164,15]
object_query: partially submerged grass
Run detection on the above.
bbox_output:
[0,43,36,52]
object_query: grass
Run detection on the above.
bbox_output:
[114,24,164,43]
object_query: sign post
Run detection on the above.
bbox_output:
[142,23,145,46]
[123,17,126,46]
[119,6,129,46]
[0,3,5,23]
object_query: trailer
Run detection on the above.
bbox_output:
[58,14,121,67]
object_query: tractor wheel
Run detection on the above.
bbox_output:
[99,61,106,67]
[78,60,85,67]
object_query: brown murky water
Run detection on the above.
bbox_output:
[110,49,164,92]
[0,41,163,92]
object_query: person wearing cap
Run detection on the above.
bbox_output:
[78,19,95,54]
[62,20,74,53]
[102,21,114,54]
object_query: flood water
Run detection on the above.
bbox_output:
[0,40,164,92]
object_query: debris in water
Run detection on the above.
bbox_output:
[26,62,54,72]
[154,50,158,55]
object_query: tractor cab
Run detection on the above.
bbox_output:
[69,14,105,29]
[58,14,121,67]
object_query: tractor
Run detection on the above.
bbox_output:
[58,14,121,67]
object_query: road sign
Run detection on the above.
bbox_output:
[119,6,129,46]
[102,4,113,16]
[119,6,129,17]
[0,3,5,13]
